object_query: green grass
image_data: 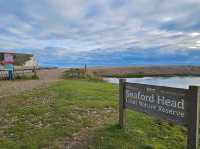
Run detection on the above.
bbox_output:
[0,80,188,149]
[89,111,186,149]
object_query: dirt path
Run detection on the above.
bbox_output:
[0,69,66,98]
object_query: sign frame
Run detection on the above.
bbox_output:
[4,53,14,64]
[119,79,200,149]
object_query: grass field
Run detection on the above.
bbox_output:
[0,80,188,149]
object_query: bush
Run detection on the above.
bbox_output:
[62,68,103,82]
[85,73,103,82]
[15,75,39,80]
[62,68,85,79]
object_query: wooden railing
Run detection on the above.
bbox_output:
[0,67,37,80]
[0,69,8,80]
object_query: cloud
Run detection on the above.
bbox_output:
[0,0,200,66]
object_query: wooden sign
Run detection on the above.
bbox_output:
[119,79,200,149]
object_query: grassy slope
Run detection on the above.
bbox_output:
[0,80,187,149]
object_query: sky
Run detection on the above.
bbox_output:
[0,0,200,67]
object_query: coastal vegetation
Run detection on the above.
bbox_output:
[89,66,200,78]
[62,68,103,81]
[0,79,187,149]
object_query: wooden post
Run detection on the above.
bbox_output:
[33,66,37,77]
[84,64,87,73]
[187,86,200,149]
[13,67,15,80]
[119,79,126,129]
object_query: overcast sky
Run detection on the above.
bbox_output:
[0,0,200,67]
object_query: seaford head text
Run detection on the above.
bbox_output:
[123,83,187,125]
[126,91,185,118]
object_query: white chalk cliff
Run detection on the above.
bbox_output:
[24,57,37,67]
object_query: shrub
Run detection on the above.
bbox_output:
[62,68,103,82]
[15,75,39,80]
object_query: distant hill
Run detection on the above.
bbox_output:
[0,53,33,66]
[14,53,33,66]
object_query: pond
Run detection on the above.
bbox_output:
[104,77,200,89]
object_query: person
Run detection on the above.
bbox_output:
[5,64,14,80]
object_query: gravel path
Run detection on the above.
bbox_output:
[0,69,66,98]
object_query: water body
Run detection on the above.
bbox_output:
[104,77,200,89]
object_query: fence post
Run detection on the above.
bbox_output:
[33,66,37,77]
[13,67,15,80]
[187,86,200,149]
[119,79,126,129]
[84,64,87,73]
